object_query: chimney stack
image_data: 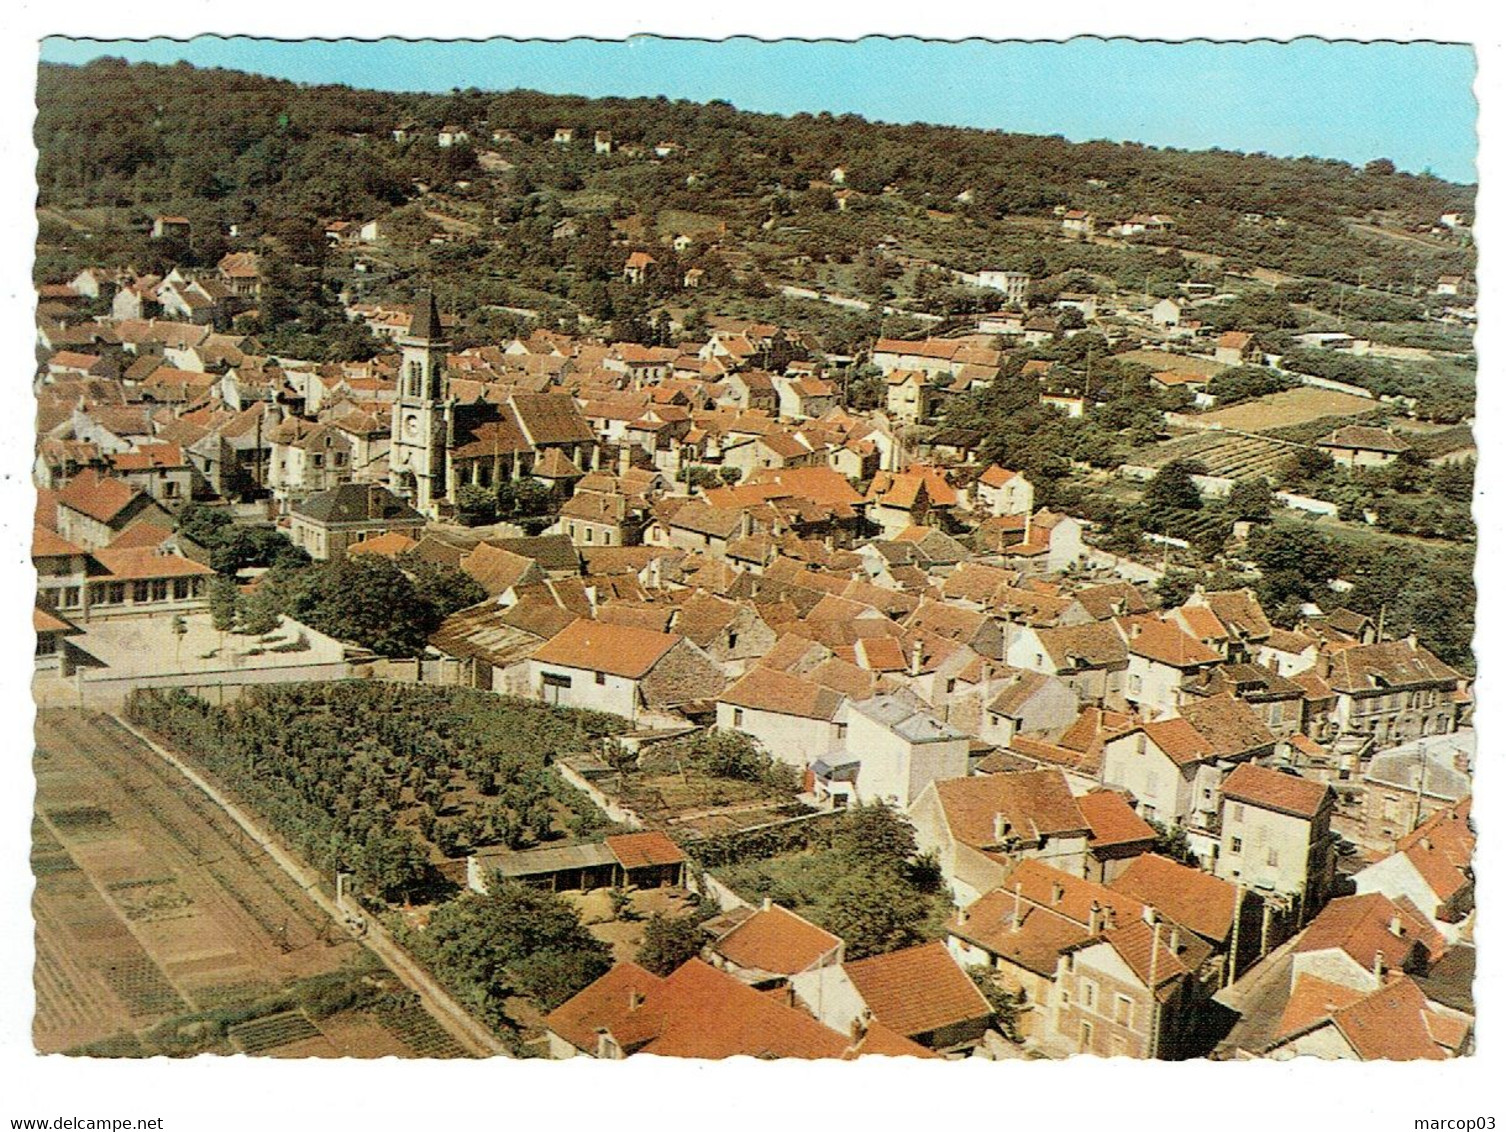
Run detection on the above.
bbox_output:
[762,896,773,913]
[1051,881,1065,906]
[1389,914,1403,937]
[1011,883,1023,931]
[909,639,924,678]
[993,812,1011,844]
[1088,901,1104,935]
[1373,949,1386,984]
[1168,926,1181,954]
[627,989,645,1012]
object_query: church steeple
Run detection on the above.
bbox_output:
[390,288,451,514]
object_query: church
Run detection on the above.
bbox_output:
[388,290,598,517]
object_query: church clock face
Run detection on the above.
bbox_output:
[403,413,421,440]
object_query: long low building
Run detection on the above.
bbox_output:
[467,830,687,894]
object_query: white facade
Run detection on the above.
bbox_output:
[530,661,642,720]
[715,702,846,770]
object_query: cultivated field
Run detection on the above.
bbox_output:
[1140,431,1299,480]
[32,709,467,1057]
[1189,386,1381,432]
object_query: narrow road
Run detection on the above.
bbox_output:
[110,714,510,1058]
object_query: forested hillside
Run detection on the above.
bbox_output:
[36,58,1474,292]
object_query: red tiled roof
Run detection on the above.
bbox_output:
[840,941,991,1039]
[1109,853,1240,943]
[531,617,680,679]
[932,770,1089,849]
[712,904,841,975]
[605,831,685,870]
[547,959,851,1059]
[1221,763,1332,820]
[56,470,146,525]
[1077,789,1157,849]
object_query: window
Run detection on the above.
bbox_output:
[1231,803,1245,823]
[1129,674,1143,696]
[541,673,572,689]
[1230,837,1243,854]
[1135,733,1147,756]
[173,578,190,600]
[1266,847,1280,868]
[732,708,744,727]
[1079,1021,1094,1052]
[151,580,169,602]
[61,587,81,609]
[1080,980,1098,1010]
[133,581,151,603]
[594,671,606,686]
[1114,994,1133,1026]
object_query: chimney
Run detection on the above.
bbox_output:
[1168,926,1181,954]
[594,1027,620,1060]
[956,906,969,927]
[1373,950,1386,984]
[627,989,645,1012]
[909,639,924,677]
[849,1013,871,1045]
[1088,901,1104,935]
[1129,622,1144,639]
[1011,883,1023,931]
[1389,914,1403,937]
[762,896,773,913]
[993,812,1011,844]
[1142,904,1158,926]
[618,445,632,477]
[585,585,599,615]
[1051,881,1065,906]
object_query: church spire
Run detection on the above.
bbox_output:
[406,288,444,343]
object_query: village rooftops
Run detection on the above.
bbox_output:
[850,694,965,743]
[930,769,1089,850]
[1295,892,1445,972]
[719,666,845,721]
[709,902,842,977]
[1108,853,1241,944]
[839,941,992,1041]
[531,617,681,680]
[1269,974,1467,1060]
[56,470,145,525]
[1220,763,1333,820]
[293,483,424,526]
[1323,639,1461,694]
[545,959,856,1059]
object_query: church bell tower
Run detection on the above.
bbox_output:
[389,289,450,514]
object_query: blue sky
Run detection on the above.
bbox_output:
[39,36,1477,183]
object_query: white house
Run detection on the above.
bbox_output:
[529,618,723,722]
[838,694,970,808]
[716,666,848,770]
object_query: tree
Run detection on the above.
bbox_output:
[822,871,929,961]
[968,968,1022,1043]
[353,826,429,901]
[1226,477,1274,524]
[455,484,498,526]
[636,912,705,976]
[1144,460,1205,514]
[1147,819,1193,864]
[831,803,919,867]
[406,558,487,621]
[420,883,612,1016]
[289,555,437,656]
[209,575,239,633]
